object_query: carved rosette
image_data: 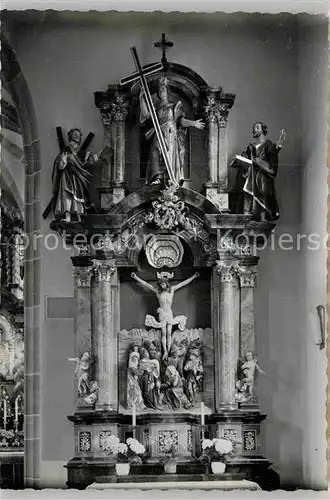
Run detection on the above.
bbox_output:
[92,259,117,282]
[100,96,128,126]
[204,98,229,128]
[73,266,93,288]
[215,261,239,283]
[237,266,257,288]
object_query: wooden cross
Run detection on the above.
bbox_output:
[154,33,173,64]
[119,47,177,186]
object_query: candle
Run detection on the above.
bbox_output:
[3,398,7,430]
[201,402,205,427]
[15,397,19,423]
[132,403,136,427]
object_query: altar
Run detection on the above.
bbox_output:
[44,35,284,491]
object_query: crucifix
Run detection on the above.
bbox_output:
[119,47,178,187]
[154,33,174,65]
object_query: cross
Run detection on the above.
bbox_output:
[154,33,173,64]
[119,47,177,186]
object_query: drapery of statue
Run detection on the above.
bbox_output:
[44,39,284,490]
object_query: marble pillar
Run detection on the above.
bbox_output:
[72,266,93,356]
[92,259,119,411]
[238,266,258,356]
[212,260,240,411]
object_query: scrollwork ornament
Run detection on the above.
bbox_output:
[73,266,93,287]
[92,259,117,282]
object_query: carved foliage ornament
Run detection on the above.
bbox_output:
[100,95,129,126]
[218,235,252,257]
[73,266,93,287]
[204,97,229,127]
[215,261,239,283]
[145,184,189,230]
[237,266,257,288]
[92,259,117,282]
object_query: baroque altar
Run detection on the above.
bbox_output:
[45,36,283,490]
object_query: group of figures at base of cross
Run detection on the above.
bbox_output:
[126,334,203,412]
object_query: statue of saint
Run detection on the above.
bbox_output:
[231,122,285,221]
[50,128,98,223]
[183,347,203,405]
[66,352,93,397]
[235,351,265,403]
[139,77,205,185]
[138,347,162,410]
[126,343,146,410]
[131,271,199,359]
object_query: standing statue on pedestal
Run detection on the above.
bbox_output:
[139,77,205,185]
[231,122,285,221]
[66,352,94,397]
[45,128,98,223]
[131,271,199,359]
[235,351,265,403]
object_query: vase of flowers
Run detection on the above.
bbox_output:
[160,443,177,474]
[200,438,233,475]
[106,435,146,476]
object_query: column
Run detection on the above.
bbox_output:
[212,260,240,411]
[92,259,119,411]
[204,92,219,184]
[98,89,128,210]
[237,265,258,356]
[218,110,229,187]
[72,266,93,356]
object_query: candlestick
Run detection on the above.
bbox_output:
[201,402,205,427]
[132,403,136,427]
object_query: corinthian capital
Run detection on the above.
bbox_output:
[73,266,93,287]
[204,98,229,127]
[92,259,117,282]
[100,96,128,126]
[215,260,239,283]
[237,266,257,288]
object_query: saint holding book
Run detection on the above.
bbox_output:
[231,122,285,221]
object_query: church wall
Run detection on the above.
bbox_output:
[297,15,328,490]
[3,12,320,488]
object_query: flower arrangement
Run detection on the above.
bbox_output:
[159,442,176,465]
[106,435,146,465]
[0,429,24,448]
[199,438,233,464]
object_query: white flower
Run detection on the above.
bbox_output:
[201,439,214,450]
[107,435,120,453]
[117,443,128,454]
[127,438,145,455]
[214,438,233,455]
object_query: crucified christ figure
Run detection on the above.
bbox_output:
[131,271,199,359]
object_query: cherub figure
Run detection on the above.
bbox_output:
[131,270,199,359]
[83,380,99,406]
[235,351,265,403]
[66,352,93,396]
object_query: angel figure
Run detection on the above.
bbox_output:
[131,270,199,359]
[66,352,93,397]
[235,351,265,403]
[139,76,205,185]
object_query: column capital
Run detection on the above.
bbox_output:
[92,259,117,282]
[204,98,229,127]
[73,266,93,287]
[99,95,129,126]
[215,260,239,283]
[236,265,258,288]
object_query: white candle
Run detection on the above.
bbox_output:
[201,402,205,427]
[3,398,7,430]
[132,403,136,427]
[15,397,19,423]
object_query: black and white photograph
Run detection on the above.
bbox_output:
[0,2,329,495]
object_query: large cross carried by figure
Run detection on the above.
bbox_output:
[119,47,177,186]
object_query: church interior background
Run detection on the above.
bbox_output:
[0,10,328,491]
